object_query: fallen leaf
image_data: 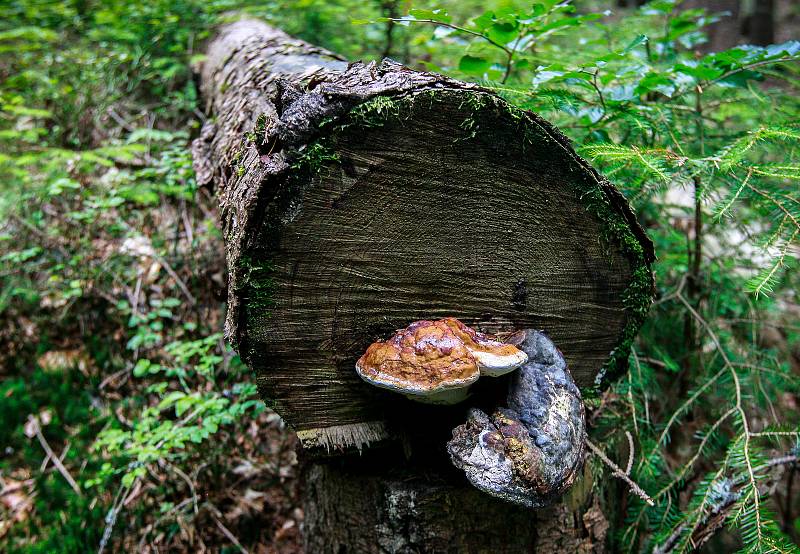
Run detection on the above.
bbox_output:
[37,349,94,375]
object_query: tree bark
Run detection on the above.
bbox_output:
[681,0,777,51]
[744,0,775,45]
[193,18,652,552]
[301,450,607,553]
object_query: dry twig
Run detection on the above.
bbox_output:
[25,415,81,496]
[586,438,654,506]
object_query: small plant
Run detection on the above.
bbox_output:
[92,326,263,490]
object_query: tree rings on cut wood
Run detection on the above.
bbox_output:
[192,19,655,451]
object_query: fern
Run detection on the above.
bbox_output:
[745,245,797,298]
[717,126,800,172]
[581,143,673,183]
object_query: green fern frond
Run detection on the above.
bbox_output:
[713,170,753,220]
[717,126,800,172]
[744,239,797,298]
[581,143,673,182]
[751,164,800,180]
[734,501,798,554]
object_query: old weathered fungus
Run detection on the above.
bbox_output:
[355,318,527,404]
[447,329,586,507]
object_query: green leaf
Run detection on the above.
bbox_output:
[529,4,547,17]
[408,8,451,23]
[121,466,146,488]
[458,55,491,75]
[486,21,518,45]
[673,63,724,81]
[133,359,151,378]
[635,72,676,97]
[158,391,185,410]
[472,11,496,32]
[622,34,648,54]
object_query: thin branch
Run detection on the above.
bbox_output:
[706,57,800,89]
[655,452,800,554]
[676,293,763,543]
[653,455,731,554]
[136,497,194,552]
[625,431,635,476]
[627,371,640,439]
[213,515,249,554]
[753,454,799,472]
[591,69,607,113]
[667,57,800,103]
[586,438,654,506]
[750,431,800,438]
[387,18,512,54]
[654,407,736,501]
[153,252,197,305]
[748,184,800,232]
[632,350,651,426]
[165,462,199,515]
[27,416,82,496]
[641,364,726,468]
[98,479,135,554]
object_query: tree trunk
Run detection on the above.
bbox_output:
[682,0,778,51]
[193,18,652,552]
[682,0,742,52]
[301,449,607,553]
[744,0,775,45]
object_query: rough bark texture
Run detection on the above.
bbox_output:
[301,448,607,553]
[193,19,654,451]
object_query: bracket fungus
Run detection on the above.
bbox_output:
[355,318,528,405]
[447,329,586,508]
[356,320,586,507]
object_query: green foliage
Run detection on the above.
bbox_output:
[0,0,277,549]
[91,330,262,489]
[0,369,107,552]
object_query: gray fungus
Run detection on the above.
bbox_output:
[447,329,586,508]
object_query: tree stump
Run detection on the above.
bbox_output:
[193,18,654,552]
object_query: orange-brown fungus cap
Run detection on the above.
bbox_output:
[356,319,528,404]
[356,319,480,396]
[442,317,523,356]
[441,318,528,376]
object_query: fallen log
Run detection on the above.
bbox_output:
[193,18,654,552]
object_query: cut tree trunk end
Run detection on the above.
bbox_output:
[193,17,653,552]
